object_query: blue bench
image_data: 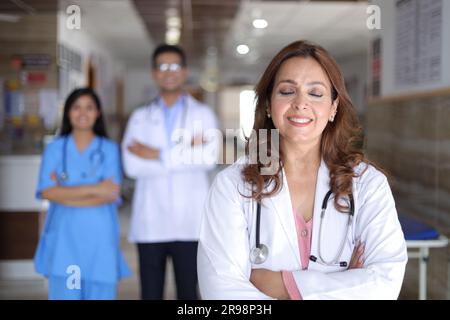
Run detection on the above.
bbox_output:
[399,215,448,300]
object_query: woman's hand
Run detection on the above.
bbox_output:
[249,243,364,300]
[349,241,365,269]
[93,178,120,201]
[50,171,58,183]
[250,269,290,300]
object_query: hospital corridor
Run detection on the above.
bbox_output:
[1,0,450,302]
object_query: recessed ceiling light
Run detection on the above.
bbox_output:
[252,19,268,29]
[236,44,250,55]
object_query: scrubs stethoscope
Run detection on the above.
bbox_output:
[59,135,105,181]
[249,190,354,267]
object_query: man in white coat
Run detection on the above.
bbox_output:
[121,44,219,300]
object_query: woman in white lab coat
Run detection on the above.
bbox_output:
[197,40,408,300]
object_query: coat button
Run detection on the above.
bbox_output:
[301,229,308,237]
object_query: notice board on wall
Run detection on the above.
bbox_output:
[395,0,443,86]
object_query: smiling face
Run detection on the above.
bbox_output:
[270,56,338,146]
[152,52,187,93]
[68,95,99,132]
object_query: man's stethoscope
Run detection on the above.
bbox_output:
[249,190,354,267]
[147,95,189,146]
[59,135,105,181]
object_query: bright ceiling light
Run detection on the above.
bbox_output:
[252,19,268,29]
[236,44,250,55]
[167,16,181,28]
[166,28,180,45]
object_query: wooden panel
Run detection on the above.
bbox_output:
[132,0,241,69]
[0,212,40,260]
[0,0,57,14]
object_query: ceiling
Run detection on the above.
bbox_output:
[131,0,371,84]
[132,0,241,70]
[58,0,153,68]
[1,0,371,84]
[222,0,371,83]
[0,0,153,68]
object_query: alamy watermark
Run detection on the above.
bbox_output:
[65,4,380,31]
[66,265,81,290]
[167,121,280,175]
[66,5,81,30]
[367,5,381,30]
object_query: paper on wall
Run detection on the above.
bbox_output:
[39,89,59,130]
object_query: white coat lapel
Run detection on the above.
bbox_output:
[267,169,301,266]
[267,159,331,268]
[148,99,163,125]
[147,99,168,149]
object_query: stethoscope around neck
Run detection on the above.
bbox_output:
[147,95,190,146]
[249,190,354,267]
[59,135,104,182]
[149,95,188,126]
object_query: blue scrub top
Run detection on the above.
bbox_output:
[34,134,131,284]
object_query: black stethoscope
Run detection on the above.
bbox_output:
[250,190,354,267]
[59,135,105,181]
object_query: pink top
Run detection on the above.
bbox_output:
[282,208,313,300]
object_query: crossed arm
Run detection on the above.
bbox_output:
[43,135,207,206]
[250,241,366,299]
[126,134,207,160]
[41,172,120,207]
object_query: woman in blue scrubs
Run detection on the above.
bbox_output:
[34,88,131,299]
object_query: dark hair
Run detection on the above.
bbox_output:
[152,44,187,69]
[242,40,382,213]
[60,87,108,138]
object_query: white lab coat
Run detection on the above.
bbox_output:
[198,157,408,299]
[122,94,219,242]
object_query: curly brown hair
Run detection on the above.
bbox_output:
[242,40,378,212]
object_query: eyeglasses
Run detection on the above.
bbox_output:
[156,63,182,72]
